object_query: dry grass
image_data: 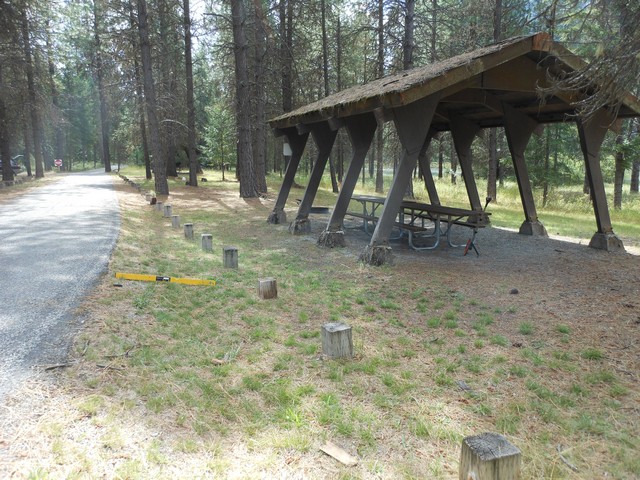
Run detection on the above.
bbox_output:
[1,170,638,479]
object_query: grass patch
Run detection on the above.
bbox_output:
[9,167,637,479]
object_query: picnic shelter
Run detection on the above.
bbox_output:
[266,32,640,265]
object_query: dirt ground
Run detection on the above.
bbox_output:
[1,183,638,478]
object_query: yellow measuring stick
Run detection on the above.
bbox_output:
[115,272,216,286]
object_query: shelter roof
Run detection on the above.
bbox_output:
[269,33,640,131]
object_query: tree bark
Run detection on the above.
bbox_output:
[136,0,169,195]
[21,5,44,179]
[183,0,198,187]
[251,0,267,194]
[159,0,178,178]
[375,0,384,193]
[46,22,64,171]
[613,133,624,209]
[0,67,13,182]
[487,128,498,201]
[321,0,339,193]
[631,160,639,193]
[22,116,32,176]
[231,0,257,198]
[93,0,111,173]
[487,0,502,202]
[127,1,151,179]
[403,0,415,70]
[402,0,415,198]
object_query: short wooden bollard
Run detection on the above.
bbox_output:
[201,234,213,252]
[223,246,238,268]
[459,432,521,480]
[155,201,163,212]
[321,322,353,359]
[171,215,180,228]
[184,223,194,239]
[257,278,277,299]
[163,204,172,217]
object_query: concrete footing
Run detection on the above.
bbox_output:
[519,220,548,237]
[589,232,625,252]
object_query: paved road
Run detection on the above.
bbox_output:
[0,170,120,398]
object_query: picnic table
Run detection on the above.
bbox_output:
[348,195,490,253]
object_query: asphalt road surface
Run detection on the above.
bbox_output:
[0,170,120,399]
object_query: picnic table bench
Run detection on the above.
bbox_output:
[347,195,491,254]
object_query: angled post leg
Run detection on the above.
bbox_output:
[318,113,378,247]
[577,109,625,252]
[361,94,440,265]
[290,122,337,234]
[267,128,309,224]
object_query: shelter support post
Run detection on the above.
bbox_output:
[449,113,488,223]
[267,128,309,224]
[361,95,440,265]
[318,113,378,247]
[503,103,548,237]
[290,122,338,235]
[418,130,440,205]
[577,110,625,252]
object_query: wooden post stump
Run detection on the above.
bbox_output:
[223,246,238,268]
[201,234,213,252]
[257,278,277,299]
[145,193,151,203]
[155,201,163,212]
[321,322,353,359]
[171,215,180,228]
[459,432,521,480]
[184,223,194,239]
[163,204,172,217]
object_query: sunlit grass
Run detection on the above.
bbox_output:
[19,166,635,479]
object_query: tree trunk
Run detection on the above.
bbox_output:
[159,0,177,179]
[336,17,344,184]
[487,0,502,202]
[450,140,457,184]
[631,120,639,193]
[231,0,257,198]
[183,0,198,187]
[375,0,384,192]
[0,67,13,182]
[93,0,111,173]
[22,117,32,176]
[631,160,639,193]
[46,23,64,171]
[251,0,267,194]
[320,0,339,193]
[403,0,415,70]
[21,5,44,179]
[136,0,169,195]
[128,1,152,179]
[487,128,498,202]
[280,0,292,113]
[613,133,624,209]
[542,128,550,207]
[438,137,443,178]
